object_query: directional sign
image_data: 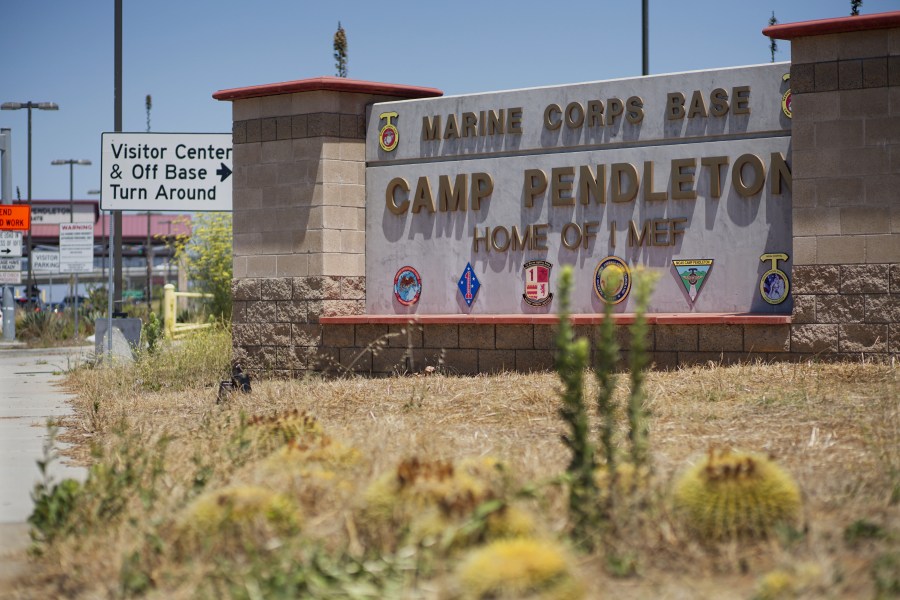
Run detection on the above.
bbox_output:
[59,223,94,274]
[0,231,23,257]
[0,258,22,284]
[0,205,30,231]
[32,250,60,274]
[30,203,96,225]
[100,132,232,211]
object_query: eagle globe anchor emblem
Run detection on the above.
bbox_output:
[379,111,399,152]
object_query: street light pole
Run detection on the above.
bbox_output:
[52,158,91,339]
[87,189,105,279]
[1,101,58,297]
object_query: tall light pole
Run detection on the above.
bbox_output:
[52,158,91,338]
[1,101,59,294]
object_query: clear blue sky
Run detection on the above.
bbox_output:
[1,0,896,204]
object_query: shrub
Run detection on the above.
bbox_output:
[672,447,802,540]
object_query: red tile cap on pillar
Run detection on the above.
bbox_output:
[763,10,900,39]
[213,76,443,101]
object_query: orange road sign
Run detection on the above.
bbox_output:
[0,205,30,231]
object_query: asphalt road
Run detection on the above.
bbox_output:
[0,345,90,587]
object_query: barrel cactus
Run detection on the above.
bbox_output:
[672,447,802,540]
[363,456,535,549]
[247,408,323,452]
[455,537,584,600]
[174,485,300,555]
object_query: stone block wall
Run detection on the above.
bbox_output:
[308,321,793,377]
[214,79,444,373]
[775,16,900,359]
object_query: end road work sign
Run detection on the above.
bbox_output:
[101,132,232,212]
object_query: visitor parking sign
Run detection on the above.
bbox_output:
[100,132,233,212]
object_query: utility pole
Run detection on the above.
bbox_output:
[0,128,13,341]
[145,94,153,313]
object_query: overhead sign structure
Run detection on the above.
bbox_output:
[0,258,22,285]
[0,205,30,231]
[59,223,94,274]
[0,231,23,257]
[32,250,60,274]
[100,132,233,211]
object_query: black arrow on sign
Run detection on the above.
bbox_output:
[216,163,232,182]
[0,248,10,254]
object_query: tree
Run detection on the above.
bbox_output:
[768,12,778,62]
[851,0,862,15]
[170,213,233,319]
[334,21,348,78]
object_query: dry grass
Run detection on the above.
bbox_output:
[7,335,900,599]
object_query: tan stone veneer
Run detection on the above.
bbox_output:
[214,78,443,375]
[767,12,900,359]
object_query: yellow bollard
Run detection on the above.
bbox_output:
[163,284,176,339]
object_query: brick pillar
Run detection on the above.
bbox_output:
[213,77,442,376]
[766,12,900,358]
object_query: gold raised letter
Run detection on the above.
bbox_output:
[587,100,604,126]
[709,88,729,117]
[439,174,467,212]
[687,90,708,118]
[422,116,441,141]
[551,167,576,206]
[607,98,624,125]
[544,104,562,131]
[578,165,605,205]
[671,158,698,200]
[444,114,460,139]
[411,176,436,213]
[565,102,585,128]
[701,156,729,198]
[471,172,494,210]
[507,107,524,134]
[733,154,765,197]
[643,161,668,202]
[667,92,686,120]
[386,177,410,215]
[611,163,639,203]
[770,152,792,194]
[626,96,644,124]
[524,169,547,208]
[733,86,751,115]
[462,112,478,137]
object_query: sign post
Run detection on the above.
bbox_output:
[0,258,22,285]
[32,250,60,274]
[0,231,23,258]
[60,223,94,338]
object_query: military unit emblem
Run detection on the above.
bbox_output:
[378,111,399,152]
[781,73,792,119]
[390,255,788,310]
[393,265,421,306]
[673,259,713,304]
[759,253,790,305]
[523,260,553,306]
[457,262,481,307]
[594,256,631,305]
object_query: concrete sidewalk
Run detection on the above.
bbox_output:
[0,345,91,588]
